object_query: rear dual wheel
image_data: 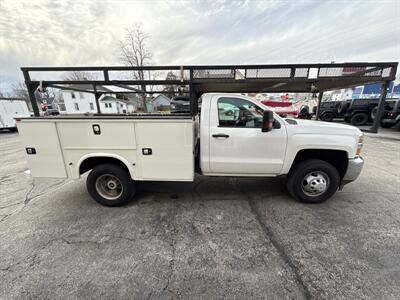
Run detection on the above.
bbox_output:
[87,164,136,206]
[286,159,340,203]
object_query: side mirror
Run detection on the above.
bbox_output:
[262,110,274,132]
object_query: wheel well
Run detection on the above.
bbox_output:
[321,110,334,115]
[79,156,130,176]
[290,149,348,178]
[320,111,336,119]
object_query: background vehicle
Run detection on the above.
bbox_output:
[0,98,30,131]
[344,98,398,126]
[313,100,351,122]
[170,96,190,112]
[298,105,313,119]
[261,100,298,117]
[374,99,400,128]
[44,108,60,116]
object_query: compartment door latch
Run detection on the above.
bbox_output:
[26,147,36,155]
[142,148,152,155]
[92,124,101,135]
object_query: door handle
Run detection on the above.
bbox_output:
[212,133,229,138]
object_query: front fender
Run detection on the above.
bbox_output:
[280,133,355,174]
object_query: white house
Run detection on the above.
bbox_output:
[62,86,128,114]
[62,87,99,114]
[100,96,128,114]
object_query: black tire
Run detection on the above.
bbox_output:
[286,159,340,203]
[86,163,136,206]
[320,112,334,122]
[371,107,378,120]
[350,113,369,126]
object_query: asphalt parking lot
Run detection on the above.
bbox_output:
[0,131,399,299]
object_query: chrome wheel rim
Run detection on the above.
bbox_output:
[95,174,123,200]
[301,171,329,197]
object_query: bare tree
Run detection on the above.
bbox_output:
[119,23,153,112]
[163,71,179,98]
[12,82,29,99]
[63,71,99,81]
[10,82,32,110]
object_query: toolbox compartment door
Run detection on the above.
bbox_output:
[17,121,67,178]
[135,121,194,181]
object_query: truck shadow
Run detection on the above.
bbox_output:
[136,175,288,205]
[0,129,18,134]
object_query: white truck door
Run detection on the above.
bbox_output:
[209,95,287,175]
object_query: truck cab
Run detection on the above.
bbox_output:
[200,93,363,183]
[200,94,287,175]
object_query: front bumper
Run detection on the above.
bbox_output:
[340,156,364,188]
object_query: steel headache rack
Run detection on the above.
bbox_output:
[22,62,398,132]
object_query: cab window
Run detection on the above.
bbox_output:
[218,97,264,128]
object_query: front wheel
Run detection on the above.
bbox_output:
[87,163,136,206]
[286,159,340,203]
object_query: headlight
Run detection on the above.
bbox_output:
[356,134,364,156]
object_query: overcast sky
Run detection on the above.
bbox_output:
[0,0,399,92]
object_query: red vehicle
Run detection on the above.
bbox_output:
[261,100,299,117]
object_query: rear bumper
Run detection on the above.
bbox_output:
[340,157,364,188]
[381,118,397,126]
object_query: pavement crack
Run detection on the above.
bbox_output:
[25,180,68,205]
[24,181,36,205]
[0,213,13,223]
[161,238,176,295]
[0,235,133,273]
[0,181,69,224]
[156,204,179,296]
[246,198,312,300]
[0,201,24,209]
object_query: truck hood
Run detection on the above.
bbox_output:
[285,119,362,136]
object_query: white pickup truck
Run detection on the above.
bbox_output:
[16,93,364,206]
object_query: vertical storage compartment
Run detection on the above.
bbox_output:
[16,121,67,178]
